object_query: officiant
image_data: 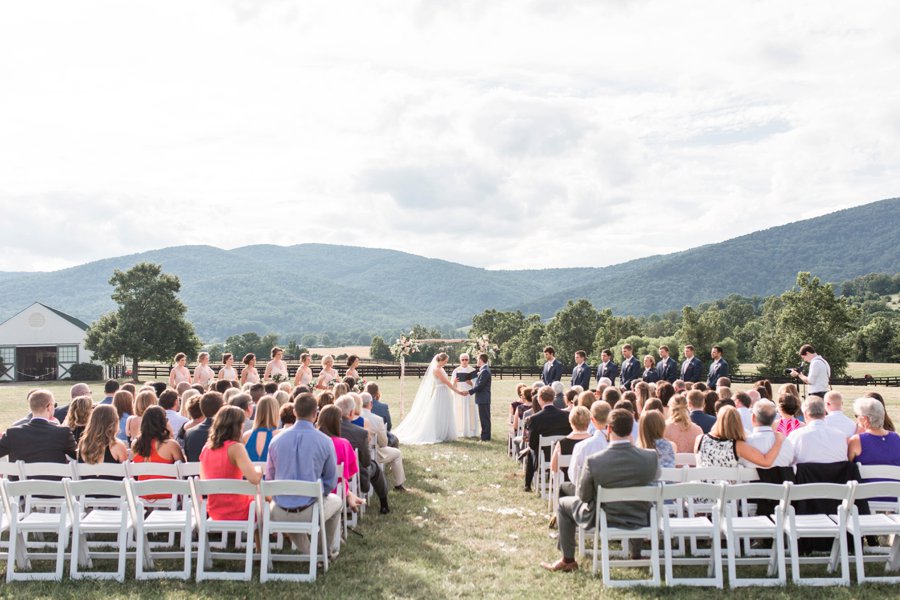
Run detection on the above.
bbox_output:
[451,353,479,438]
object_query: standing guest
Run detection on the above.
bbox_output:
[776,394,804,436]
[193,352,215,389]
[665,394,703,453]
[865,392,895,432]
[595,349,619,388]
[315,355,339,390]
[541,346,563,385]
[264,347,288,382]
[345,355,361,380]
[100,379,120,405]
[316,405,366,511]
[78,404,129,466]
[824,391,857,439]
[65,395,93,444]
[522,386,572,492]
[641,355,660,384]
[131,406,185,472]
[687,389,716,434]
[695,406,786,468]
[218,353,238,382]
[741,399,795,468]
[848,397,900,466]
[656,346,678,384]
[293,352,314,388]
[680,345,703,384]
[126,388,158,443]
[199,406,263,521]
[240,353,260,386]
[638,410,676,468]
[619,344,641,391]
[570,350,591,390]
[788,397,849,465]
[0,389,77,463]
[184,391,225,462]
[242,395,280,462]
[266,392,342,556]
[734,392,754,431]
[113,389,134,442]
[706,345,729,389]
[159,389,189,436]
[549,406,592,483]
[168,352,192,388]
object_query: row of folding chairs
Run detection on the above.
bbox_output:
[577,479,900,588]
[0,471,332,583]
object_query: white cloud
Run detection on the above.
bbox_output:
[0,0,898,272]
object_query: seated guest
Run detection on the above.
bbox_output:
[335,394,390,513]
[734,392,753,431]
[865,392,895,432]
[542,408,660,572]
[703,391,718,416]
[78,404,128,466]
[511,384,528,421]
[362,393,406,491]
[642,398,664,414]
[278,403,296,430]
[638,410,675,468]
[665,394,703,453]
[848,397,900,466]
[266,392,342,556]
[113,390,134,442]
[65,394,93,444]
[126,388,158,443]
[199,406,263,520]
[776,393,804,435]
[716,376,732,390]
[316,405,365,511]
[687,390,715,434]
[100,379,120,405]
[47,381,93,424]
[565,401,612,497]
[367,382,393,433]
[178,394,204,438]
[131,406,185,469]
[242,395,279,462]
[753,379,773,400]
[550,406,592,481]
[0,389,77,463]
[715,398,735,413]
[317,391,335,411]
[551,381,566,409]
[633,382,651,414]
[184,391,225,462]
[159,389,188,437]
[788,397,848,464]
[741,400,794,468]
[563,389,579,411]
[825,391,858,438]
[523,386,573,492]
[695,406,786,468]
[229,392,255,432]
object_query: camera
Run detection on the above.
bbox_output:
[783,364,804,377]
[783,368,793,376]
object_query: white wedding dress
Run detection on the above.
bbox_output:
[393,358,458,445]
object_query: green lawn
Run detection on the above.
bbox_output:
[739,362,900,378]
[0,376,899,598]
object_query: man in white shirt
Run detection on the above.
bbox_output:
[564,400,611,495]
[361,392,406,491]
[159,389,189,435]
[741,400,794,468]
[790,343,831,399]
[823,391,857,439]
[788,397,848,464]
[734,391,754,432]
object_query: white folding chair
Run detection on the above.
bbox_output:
[259,479,329,582]
[857,464,900,513]
[846,480,900,583]
[675,453,697,467]
[719,482,787,587]
[593,483,661,586]
[72,462,129,510]
[549,454,572,512]
[2,478,72,581]
[18,461,78,514]
[683,466,739,556]
[126,461,183,547]
[660,482,724,587]
[177,462,202,479]
[127,478,194,580]
[780,482,851,586]
[65,478,132,581]
[191,478,259,581]
[537,435,564,499]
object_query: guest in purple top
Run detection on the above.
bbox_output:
[849,397,900,469]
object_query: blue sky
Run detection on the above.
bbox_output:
[1,0,898,272]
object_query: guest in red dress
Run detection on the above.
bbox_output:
[200,406,263,521]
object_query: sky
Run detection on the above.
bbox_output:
[1,0,899,272]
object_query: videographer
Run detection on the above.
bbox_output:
[789,344,831,398]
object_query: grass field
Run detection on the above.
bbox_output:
[0,376,899,598]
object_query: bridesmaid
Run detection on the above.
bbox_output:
[264,346,288,381]
[218,353,238,382]
[193,352,215,389]
[293,352,313,388]
[168,352,191,388]
[240,353,260,386]
[315,355,339,390]
[345,354,361,380]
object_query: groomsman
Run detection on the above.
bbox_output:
[619,344,641,391]
[656,345,678,384]
[680,344,702,383]
[541,346,563,385]
[570,351,591,390]
[595,349,619,386]
[707,345,730,389]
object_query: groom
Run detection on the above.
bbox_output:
[457,353,492,442]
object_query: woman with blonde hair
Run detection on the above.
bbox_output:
[293,352,314,387]
[694,406,785,467]
[126,388,158,443]
[78,404,128,466]
[242,395,280,462]
[638,410,675,468]
[315,355,339,390]
[332,382,350,398]
[664,394,703,453]
[65,395,93,444]
[550,406,592,476]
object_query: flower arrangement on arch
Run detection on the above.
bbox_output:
[391,334,420,361]
[467,334,499,360]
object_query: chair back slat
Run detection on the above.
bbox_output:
[261,479,322,499]
[721,482,787,502]
[661,481,723,501]
[19,461,76,480]
[786,482,852,502]
[191,478,259,497]
[598,483,660,504]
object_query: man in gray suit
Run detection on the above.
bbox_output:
[541,408,659,572]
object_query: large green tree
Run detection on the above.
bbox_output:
[369,336,392,360]
[85,262,200,380]
[545,299,603,365]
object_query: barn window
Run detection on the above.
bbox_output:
[58,345,78,363]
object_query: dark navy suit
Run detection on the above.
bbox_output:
[596,361,619,386]
[681,357,702,383]
[691,410,716,435]
[620,356,641,390]
[707,358,730,388]
[570,363,591,390]
[541,359,563,385]
[656,357,678,383]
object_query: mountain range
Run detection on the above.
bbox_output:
[0,198,897,341]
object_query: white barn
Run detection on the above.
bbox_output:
[0,302,98,382]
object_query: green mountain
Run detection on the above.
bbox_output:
[0,198,897,340]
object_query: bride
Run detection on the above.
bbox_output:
[393,353,467,445]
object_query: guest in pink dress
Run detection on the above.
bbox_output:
[316,405,365,511]
[200,406,263,521]
[776,393,804,435]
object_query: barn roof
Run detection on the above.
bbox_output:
[0,302,90,331]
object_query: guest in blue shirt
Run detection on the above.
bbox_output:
[266,393,343,556]
[101,379,119,405]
